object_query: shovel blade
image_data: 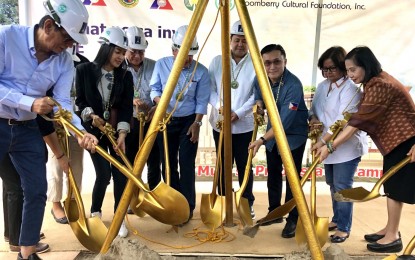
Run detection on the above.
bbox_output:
[295,217,329,248]
[139,182,190,225]
[200,193,226,230]
[382,254,398,260]
[235,196,253,227]
[334,187,378,202]
[69,218,107,253]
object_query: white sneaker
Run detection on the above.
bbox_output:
[118,220,128,238]
[91,212,102,219]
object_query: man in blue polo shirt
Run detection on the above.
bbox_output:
[150,25,210,225]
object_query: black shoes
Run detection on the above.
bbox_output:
[281,220,296,238]
[367,238,403,253]
[364,233,385,243]
[17,252,42,260]
[331,233,349,243]
[397,255,415,260]
[365,231,400,243]
[257,217,283,226]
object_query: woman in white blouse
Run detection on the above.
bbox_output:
[309,46,368,243]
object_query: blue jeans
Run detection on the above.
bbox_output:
[0,119,46,246]
[325,156,361,233]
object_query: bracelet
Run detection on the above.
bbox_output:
[327,141,336,154]
[320,137,327,145]
[260,136,267,145]
[56,153,65,160]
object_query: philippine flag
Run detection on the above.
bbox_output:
[289,102,298,111]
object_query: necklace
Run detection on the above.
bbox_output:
[273,74,284,103]
[133,64,144,98]
[99,71,114,120]
[175,66,192,102]
[231,55,247,89]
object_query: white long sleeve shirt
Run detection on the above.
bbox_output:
[311,77,368,164]
[208,53,256,134]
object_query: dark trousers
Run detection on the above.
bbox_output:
[89,136,127,213]
[157,114,197,212]
[126,119,161,190]
[0,155,23,246]
[0,119,46,246]
[265,142,306,223]
[212,130,255,206]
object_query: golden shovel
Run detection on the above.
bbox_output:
[234,105,263,227]
[295,130,328,247]
[96,122,190,225]
[57,129,107,253]
[47,98,189,226]
[200,125,226,230]
[334,156,410,203]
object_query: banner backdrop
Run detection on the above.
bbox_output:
[25,0,415,88]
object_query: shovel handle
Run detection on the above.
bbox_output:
[58,117,151,193]
[162,128,171,186]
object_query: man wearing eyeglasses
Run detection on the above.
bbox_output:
[0,1,97,259]
[249,44,308,239]
[124,26,161,192]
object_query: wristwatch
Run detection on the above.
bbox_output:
[194,120,202,126]
[260,136,267,145]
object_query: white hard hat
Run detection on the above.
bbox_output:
[43,0,89,44]
[172,25,199,55]
[230,20,244,36]
[98,26,128,50]
[125,26,148,50]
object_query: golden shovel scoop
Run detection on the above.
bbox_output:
[96,122,190,226]
[334,157,410,203]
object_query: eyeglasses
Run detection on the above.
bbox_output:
[321,66,337,73]
[264,59,284,67]
[128,49,145,55]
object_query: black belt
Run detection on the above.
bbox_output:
[0,118,33,125]
[170,114,195,121]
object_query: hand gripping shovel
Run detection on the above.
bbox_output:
[234,105,263,227]
[57,129,107,253]
[200,126,226,230]
[244,115,349,238]
[295,130,328,247]
[96,122,190,225]
[334,156,410,202]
